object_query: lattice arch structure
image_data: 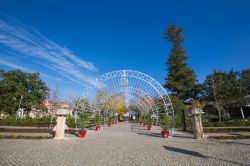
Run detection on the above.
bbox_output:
[74,70,174,127]
[95,70,174,124]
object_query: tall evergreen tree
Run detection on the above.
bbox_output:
[164,24,197,102]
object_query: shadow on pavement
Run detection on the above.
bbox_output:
[172,134,193,139]
[163,146,248,166]
[136,132,162,138]
[163,146,207,158]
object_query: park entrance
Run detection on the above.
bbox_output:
[74,70,174,128]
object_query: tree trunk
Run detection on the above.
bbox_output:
[218,108,222,123]
[181,110,186,131]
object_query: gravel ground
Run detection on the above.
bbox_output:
[0,123,250,166]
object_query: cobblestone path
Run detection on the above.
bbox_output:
[0,123,250,166]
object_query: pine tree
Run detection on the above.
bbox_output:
[164,24,197,102]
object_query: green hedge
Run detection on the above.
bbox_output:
[0,116,56,126]
[0,115,106,128]
[203,120,250,127]
[68,115,105,128]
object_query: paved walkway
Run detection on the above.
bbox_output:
[0,123,250,166]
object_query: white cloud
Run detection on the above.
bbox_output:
[0,59,30,71]
[0,59,73,85]
[0,18,98,86]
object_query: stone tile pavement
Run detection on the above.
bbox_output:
[0,123,250,166]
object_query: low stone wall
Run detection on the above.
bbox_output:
[0,127,52,133]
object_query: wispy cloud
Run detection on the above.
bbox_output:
[0,59,71,84]
[0,59,30,71]
[32,60,84,85]
[0,18,97,86]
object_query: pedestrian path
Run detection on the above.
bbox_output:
[0,123,249,165]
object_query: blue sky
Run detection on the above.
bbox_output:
[0,0,250,99]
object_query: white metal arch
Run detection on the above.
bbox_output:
[96,70,173,117]
[75,70,174,127]
[103,91,153,114]
[103,87,157,112]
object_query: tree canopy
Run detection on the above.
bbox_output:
[163,25,249,122]
[116,101,128,115]
[164,24,198,102]
[240,68,250,95]
[0,69,49,115]
[202,70,247,121]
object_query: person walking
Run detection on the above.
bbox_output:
[132,115,136,123]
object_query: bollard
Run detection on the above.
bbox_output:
[54,109,68,140]
[191,107,204,140]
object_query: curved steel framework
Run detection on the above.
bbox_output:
[75,70,174,126]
